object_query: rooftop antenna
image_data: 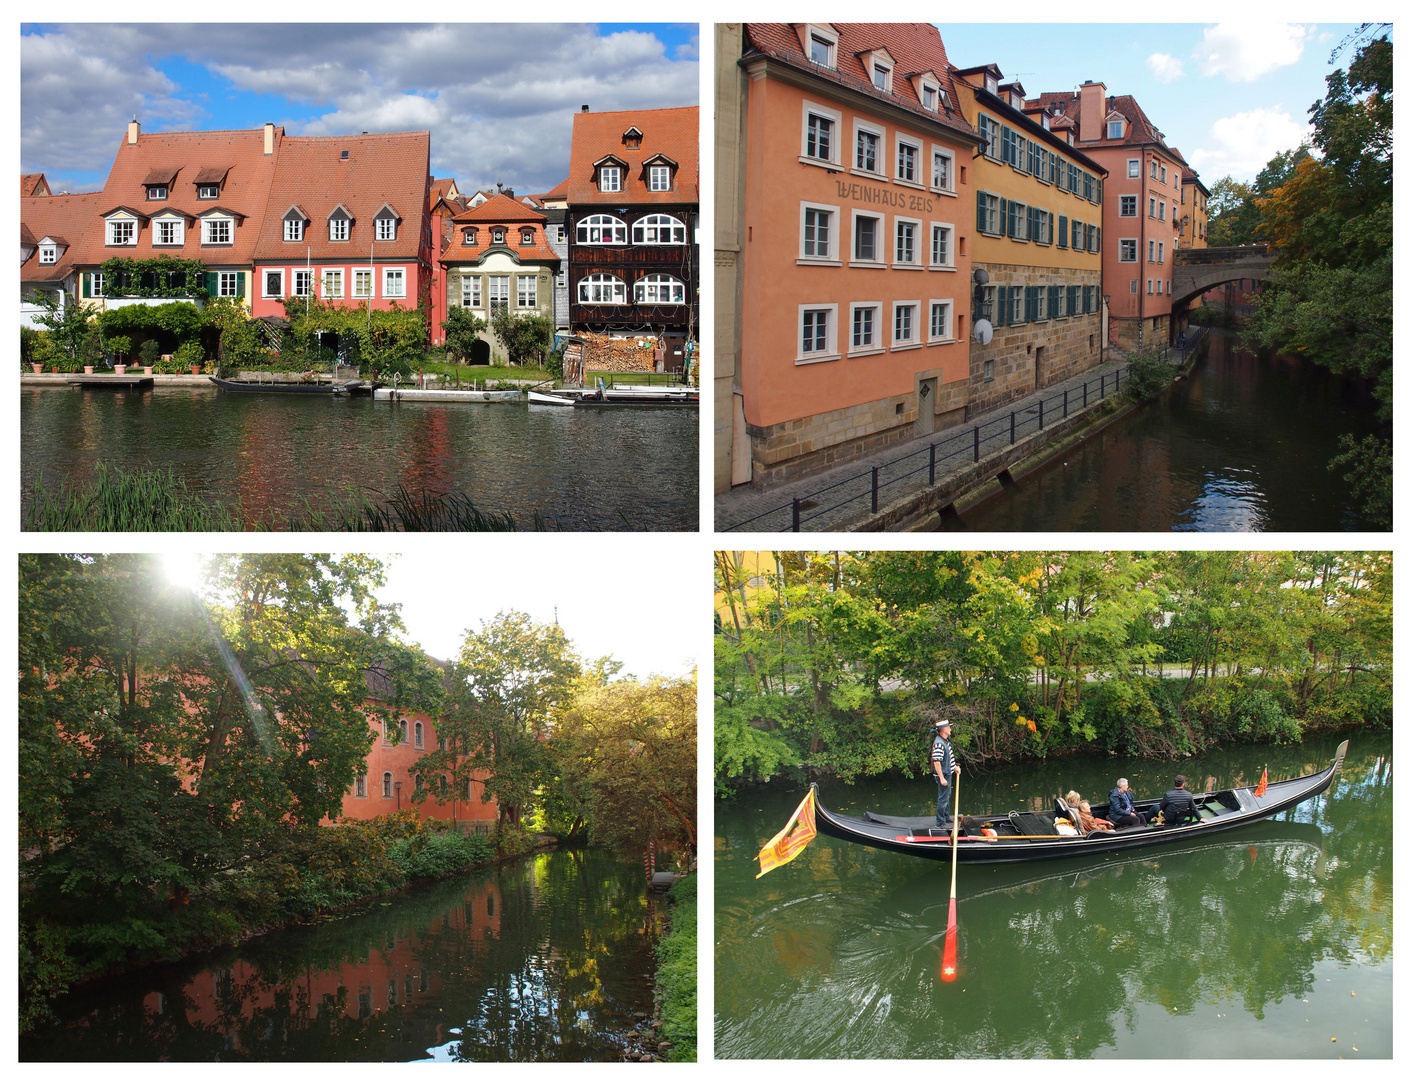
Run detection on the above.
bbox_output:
[554,605,559,626]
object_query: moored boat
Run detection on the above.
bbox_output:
[527,390,576,406]
[808,740,1348,866]
[210,376,355,394]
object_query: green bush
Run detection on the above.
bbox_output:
[139,339,161,366]
[1126,346,1176,402]
[493,821,535,857]
[106,334,132,363]
[388,830,494,880]
[656,874,697,1062]
[21,326,42,367]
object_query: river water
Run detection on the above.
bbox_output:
[715,734,1391,1059]
[20,387,698,530]
[948,333,1383,530]
[21,848,663,1062]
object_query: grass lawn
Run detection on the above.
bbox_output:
[416,359,555,384]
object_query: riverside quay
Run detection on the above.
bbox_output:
[715,22,1223,492]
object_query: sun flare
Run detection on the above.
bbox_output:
[162,552,206,591]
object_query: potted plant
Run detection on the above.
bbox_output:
[108,334,132,375]
[175,340,205,375]
[139,339,161,375]
[79,329,102,375]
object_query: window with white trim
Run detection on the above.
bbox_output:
[577,214,628,244]
[293,270,312,297]
[353,269,373,298]
[1148,239,1156,262]
[896,136,920,184]
[1107,119,1123,139]
[461,275,481,307]
[930,223,953,268]
[218,271,239,297]
[384,268,405,298]
[321,269,343,298]
[147,185,167,201]
[262,269,284,298]
[203,217,232,245]
[489,275,510,311]
[355,774,367,798]
[635,274,684,305]
[1130,278,1138,294]
[853,121,884,175]
[1120,195,1137,217]
[578,273,625,304]
[91,272,104,296]
[892,301,917,346]
[848,302,881,354]
[492,228,506,245]
[1120,239,1138,262]
[931,148,954,192]
[1128,159,1140,178]
[154,219,184,246]
[520,228,535,246]
[872,62,892,92]
[39,244,57,264]
[800,203,836,261]
[329,217,349,242]
[1160,165,1167,183]
[852,211,884,264]
[376,217,397,241]
[284,218,305,242]
[1157,241,1164,264]
[894,218,919,265]
[382,772,392,798]
[632,214,685,245]
[801,101,841,164]
[517,275,537,307]
[929,299,954,342]
[978,192,1000,236]
[798,304,837,361]
[1157,201,1166,222]
[809,31,835,67]
[599,165,622,193]
[414,722,423,749]
[648,165,671,191]
[197,184,219,200]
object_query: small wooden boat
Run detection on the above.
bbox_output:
[209,376,354,395]
[527,390,576,406]
[810,741,1347,865]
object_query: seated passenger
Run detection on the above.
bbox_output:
[1158,774,1203,825]
[1109,777,1159,828]
[1077,800,1114,833]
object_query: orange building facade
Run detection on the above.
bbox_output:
[735,23,981,485]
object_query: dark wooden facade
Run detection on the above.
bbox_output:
[566,203,699,340]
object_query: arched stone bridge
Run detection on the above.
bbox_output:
[1172,245,1277,308]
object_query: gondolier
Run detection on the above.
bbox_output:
[931,718,961,829]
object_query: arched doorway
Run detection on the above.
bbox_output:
[470,339,491,366]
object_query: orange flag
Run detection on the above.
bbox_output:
[757,789,817,878]
[1254,767,1268,798]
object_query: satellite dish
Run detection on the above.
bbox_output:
[973,319,993,345]
[972,267,990,285]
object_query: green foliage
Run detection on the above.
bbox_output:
[1328,433,1392,530]
[490,309,552,367]
[21,325,42,366]
[492,821,536,857]
[1126,345,1176,401]
[138,338,161,365]
[388,830,494,880]
[96,300,204,343]
[105,334,132,362]
[98,255,208,298]
[24,290,97,361]
[441,305,488,362]
[202,296,269,371]
[279,295,427,378]
[655,873,697,1062]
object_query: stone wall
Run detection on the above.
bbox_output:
[748,392,918,486]
[967,263,1103,415]
[1111,314,1170,352]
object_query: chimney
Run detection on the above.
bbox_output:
[264,122,275,156]
[1078,80,1105,142]
[581,104,589,112]
[127,117,140,145]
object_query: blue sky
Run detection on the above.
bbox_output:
[938,23,1374,184]
[20,23,699,196]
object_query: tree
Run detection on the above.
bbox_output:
[490,310,552,367]
[1205,176,1257,247]
[24,289,97,363]
[441,305,488,363]
[416,611,580,827]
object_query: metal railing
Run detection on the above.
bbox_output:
[724,366,1129,532]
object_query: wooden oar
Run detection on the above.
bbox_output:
[941,772,962,982]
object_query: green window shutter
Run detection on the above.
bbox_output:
[1048,212,1054,245]
[236,272,246,298]
[82,274,91,298]
[998,197,1008,235]
[977,190,987,233]
[1058,215,1068,249]
[206,271,218,298]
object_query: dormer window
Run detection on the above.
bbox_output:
[374,204,399,241]
[622,126,643,150]
[802,23,838,68]
[873,63,892,92]
[649,165,671,191]
[202,216,232,245]
[153,217,184,246]
[462,227,478,246]
[147,185,167,201]
[520,228,534,245]
[284,219,304,241]
[328,205,352,242]
[922,85,936,111]
[984,73,998,94]
[1107,118,1124,139]
[197,184,218,199]
[599,166,621,193]
[106,217,137,246]
[492,227,505,244]
[39,244,56,264]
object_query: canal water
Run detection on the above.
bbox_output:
[716,733,1391,1059]
[20,388,698,530]
[21,848,663,1062]
[948,332,1383,530]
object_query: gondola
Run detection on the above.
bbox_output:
[810,740,1347,866]
[209,376,356,394]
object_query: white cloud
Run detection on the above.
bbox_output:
[1147,53,1184,83]
[1187,106,1311,181]
[1194,24,1311,82]
[21,23,698,196]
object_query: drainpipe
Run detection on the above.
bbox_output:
[1138,149,1146,348]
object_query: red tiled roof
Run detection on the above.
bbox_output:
[441,193,559,263]
[541,177,568,200]
[567,106,698,206]
[451,193,545,223]
[67,127,284,268]
[743,24,980,145]
[1031,91,1184,160]
[21,172,50,197]
[253,130,429,262]
[21,191,106,282]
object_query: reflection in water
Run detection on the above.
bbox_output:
[716,737,1392,1058]
[22,848,660,1061]
[21,389,698,530]
[950,333,1383,531]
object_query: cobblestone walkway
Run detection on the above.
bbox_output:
[716,344,1190,533]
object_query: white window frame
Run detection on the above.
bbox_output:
[329,217,350,242]
[806,25,837,68]
[1157,241,1164,264]
[1119,195,1137,217]
[1107,119,1124,139]
[382,772,393,798]
[517,275,537,308]
[929,222,955,269]
[979,191,1001,236]
[928,298,954,343]
[218,271,239,298]
[293,269,312,297]
[262,268,284,298]
[578,273,625,305]
[383,267,405,299]
[91,272,105,296]
[322,268,344,299]
[375,217,397,241]
[107,218,137,246]
[852,119,886,179]
[489,274,510,311]
[1127,159,1140,179]
[798,201,839,264]
[850,209,886,267]
[801,100,842,167]
[797,302,839,364]
[631,214,686,245]
[153,218,184,246]
[355,774,367,798]
[872,60,893,93]
[894,215,922,268]
[634,274,684,305]
[847,301,884,357]
[147,184,167,201]
[197,183,219,200]
[353,268,373,298]
[577,214,628,245]
[599,165,622,193]
[895,134,922,187]
[202,217,233,246]
[1119,239,1138,263]
[461,274,481,308]
[39,244,56,264]
[1160,165,1167,183]
[520,228,535,246]
[284,218,305,242]
[891,300,919,349]
[930,145,955,194]
[648,164,671,191]
[1158,201,1166,222]
[1130,278,1139,294]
